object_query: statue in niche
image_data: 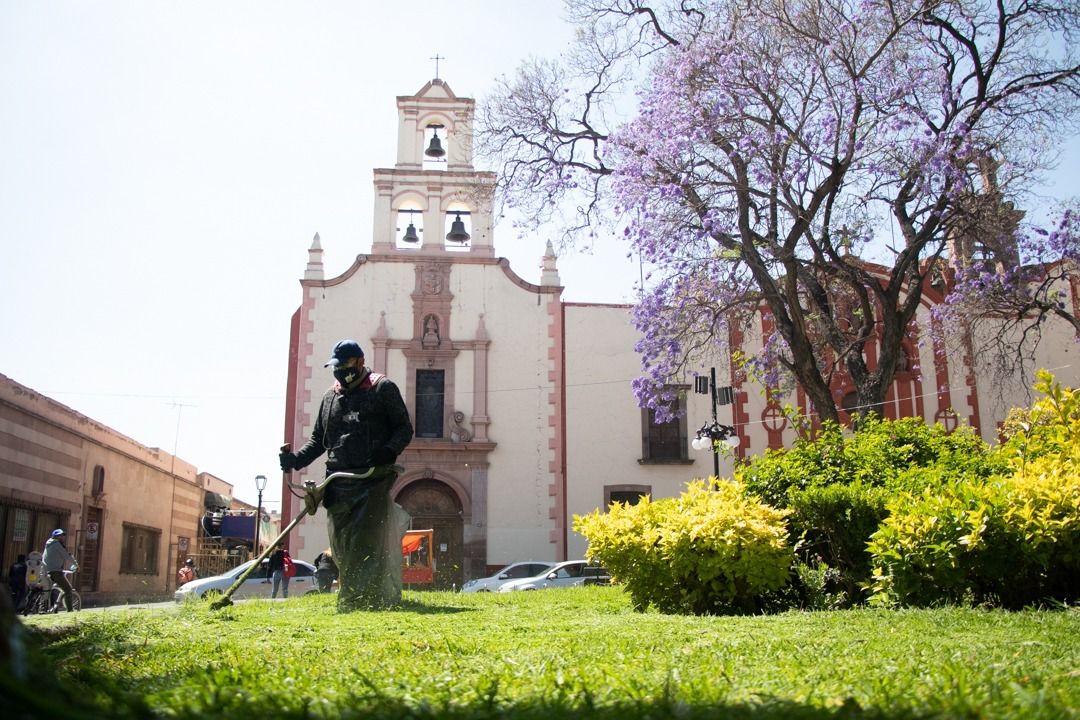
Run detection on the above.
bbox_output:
[448,411,473,443]
[422,314,440,347]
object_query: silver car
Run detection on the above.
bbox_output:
[461,561,554,593]
[497,560,610,592]
[174,558,318,601]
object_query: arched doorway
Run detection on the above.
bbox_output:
[395,479,463,590]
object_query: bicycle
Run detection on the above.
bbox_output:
[21,568,81,615]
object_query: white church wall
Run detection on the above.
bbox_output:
[455,262,559,563]
[967,311,1080,441]
[289,260,418,558]
[562,304,735,559]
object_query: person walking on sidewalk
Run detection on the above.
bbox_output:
[268,547,289,599]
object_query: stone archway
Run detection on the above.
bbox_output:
[395,479,464,590]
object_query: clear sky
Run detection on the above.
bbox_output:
[0,1,645,510]
[2,1,1077,510]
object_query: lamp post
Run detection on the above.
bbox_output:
[253,474,267,557]
[691,367,740,478]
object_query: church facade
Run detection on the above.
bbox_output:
[280,80,1080,588]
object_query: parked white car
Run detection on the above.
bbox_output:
[174,558,318,601]
[498,560,610,592]
[461,561,555,593]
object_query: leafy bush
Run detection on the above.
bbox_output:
[869,371,1080,608]
[866,479,1016,606]
[787,481,889,600]
[1003,455,1080,600]
[739,416,998,505]
[995,371,1080,602]
[736,415,1001,601]
[574,479,793,614]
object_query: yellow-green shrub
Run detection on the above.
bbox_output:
[574,479,793,614]
[868,371,1080,607]
[866,479,1015,606]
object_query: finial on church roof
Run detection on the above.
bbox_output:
[305,232,324,280]
[541,241,561,287]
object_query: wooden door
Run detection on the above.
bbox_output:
[395,480,463,590]
[80,506,103,592]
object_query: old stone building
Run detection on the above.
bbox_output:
[0,374,206,602]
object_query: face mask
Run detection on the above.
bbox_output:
[334,366,359,386]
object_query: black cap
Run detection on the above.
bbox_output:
[324,339,364,367]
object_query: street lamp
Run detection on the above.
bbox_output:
[692,367,740,478]
[253,474,268,557]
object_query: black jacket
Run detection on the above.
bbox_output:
[293,372,413,474]
[314,552,337,574]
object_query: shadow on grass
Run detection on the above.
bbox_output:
[383,597,475,615]
[0,672,932,720]
[6,625,916,720]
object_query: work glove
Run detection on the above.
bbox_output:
[303,486,322,515]
[279,451,297,472]
[370,446,396,467]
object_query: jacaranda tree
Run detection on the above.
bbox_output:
[478,0,1080,422]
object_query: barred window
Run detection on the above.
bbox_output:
[639,388,690,463]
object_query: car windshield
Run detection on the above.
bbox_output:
[223,560,268,580]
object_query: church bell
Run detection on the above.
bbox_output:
[445,213,471,243]
[425,129,446,158]
[401,222,420,243]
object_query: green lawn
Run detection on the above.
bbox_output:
[10,587,1080,719]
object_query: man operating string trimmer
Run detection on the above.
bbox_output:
[280,339,414,610]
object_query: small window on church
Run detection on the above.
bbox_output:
[415,369,445,438]
[605,485,651,509]
[640,389,689,463]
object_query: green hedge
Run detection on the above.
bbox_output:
[734,415,1001,602]
[868,372,1080,607]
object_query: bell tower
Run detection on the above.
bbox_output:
[371,79,496,256]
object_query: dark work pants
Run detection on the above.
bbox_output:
[316,569,335,593]
[323,472,405,610]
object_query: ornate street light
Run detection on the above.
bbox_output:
[691,368,740,479]
[253,474,268,557]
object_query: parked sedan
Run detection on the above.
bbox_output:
[461,561,555,593]
[498,560,610,592]
[174,558,318,601]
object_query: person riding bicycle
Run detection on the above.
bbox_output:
[42,529,77,613]
[279,339,413,610]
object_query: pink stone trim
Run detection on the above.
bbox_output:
[280,289,318,555]
[546,295,567,557]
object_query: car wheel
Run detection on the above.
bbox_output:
[202,589,222,601]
